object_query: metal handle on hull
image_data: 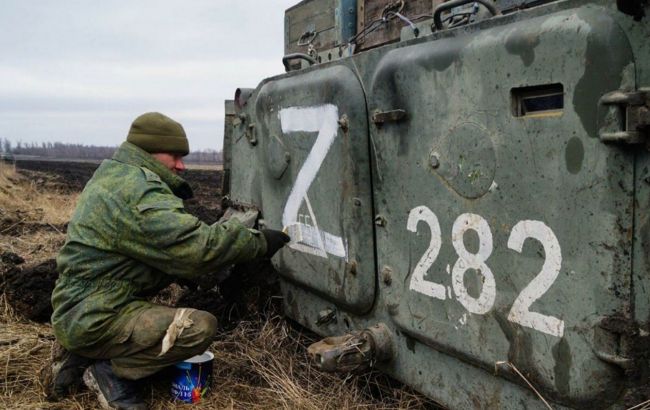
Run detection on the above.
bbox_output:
[282,53,317,72]
[433,0,500,31]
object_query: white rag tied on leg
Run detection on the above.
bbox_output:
[159,308,197,357]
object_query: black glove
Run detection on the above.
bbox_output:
[261,229,290,258]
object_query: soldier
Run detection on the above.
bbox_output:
[40,112,290,410]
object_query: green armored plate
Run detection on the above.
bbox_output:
[226,0,650,407]
[369,5,636,406]
[230,64,377,314]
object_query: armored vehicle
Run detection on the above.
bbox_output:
[222,0,650,408]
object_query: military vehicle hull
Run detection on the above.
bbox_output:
[224,1,650,407]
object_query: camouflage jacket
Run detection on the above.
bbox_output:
[52,142,267,351]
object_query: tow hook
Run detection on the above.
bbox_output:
[307,323,395,373]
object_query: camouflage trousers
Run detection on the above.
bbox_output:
[74,305,217,380]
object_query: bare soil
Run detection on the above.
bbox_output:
[3,259,57,322]
[16,160,99,194]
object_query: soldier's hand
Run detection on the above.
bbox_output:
[261,229,291,258]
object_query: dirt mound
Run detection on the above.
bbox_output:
[1,251,24,267]
[3,259,58,322]
[182,168,223,200]
[178,259,280,330]
[183,199,223,225]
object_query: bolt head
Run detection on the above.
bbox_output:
[430,154,440,169]
[381,266,393,286]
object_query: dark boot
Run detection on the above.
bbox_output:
[39,342,93,400]
[83,360,147,410]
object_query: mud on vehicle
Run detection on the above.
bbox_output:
[222,1,650,408]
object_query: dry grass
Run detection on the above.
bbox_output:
[0,307,434,410]
[147,314,434,410]
[0,162,75,264]
[0,317,94,410]
[185,163,223,171]
[0,163,437,410]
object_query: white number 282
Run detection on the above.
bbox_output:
[407,206,564,338]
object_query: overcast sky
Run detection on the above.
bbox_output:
[0,0,297,151]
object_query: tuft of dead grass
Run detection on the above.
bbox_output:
[0,309,101,410]
[184,163,223,171]
[0,163,75,264]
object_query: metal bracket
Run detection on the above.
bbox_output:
[297,30,318,46]
[232,108,257,146]
[316,308,337,326]
[372,109,407,125]
[338,114,349,132]
[433,0,500,31]
[282,53,317,72]
[246,123,257,146]
[598,89,650,144]
[592,315,640,370]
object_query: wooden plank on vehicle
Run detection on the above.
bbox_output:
[285,0,337,55]
[356,0,442,51]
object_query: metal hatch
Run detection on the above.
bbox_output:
[367,6,635,407]
[253,64,376,314]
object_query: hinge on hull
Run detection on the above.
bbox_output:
[599,89,650,145]
[593,315,648,371]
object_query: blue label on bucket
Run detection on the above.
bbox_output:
[176,361,192,370]
[171,352,213,403]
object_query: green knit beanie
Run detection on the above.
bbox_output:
[126,112,189,156]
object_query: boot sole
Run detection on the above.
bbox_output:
[83,367,113,410]
[39,343,84,401]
